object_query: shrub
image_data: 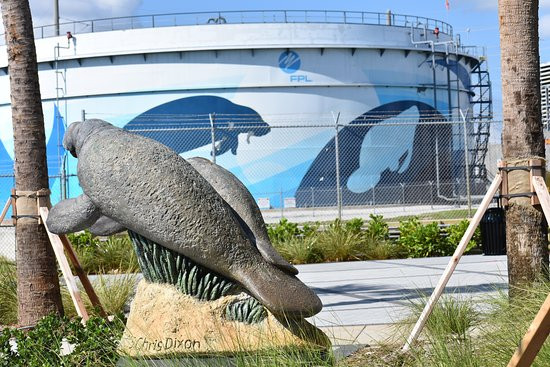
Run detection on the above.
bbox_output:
[68,231,138,274]
[273,237,325,264]
[398,218,453,258]
[344,218,364,235]
[267,218,317,245]
[445,219,481,254]
[316,219,365,262]
[0,314,124,366]
[365,214,389,241]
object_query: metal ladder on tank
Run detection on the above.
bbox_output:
[468,57,493,181]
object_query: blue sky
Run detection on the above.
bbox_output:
[22,0,550,119]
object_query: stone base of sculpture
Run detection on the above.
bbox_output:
[119,280,330,359]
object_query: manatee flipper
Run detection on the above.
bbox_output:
[89,215,126,236]
[188,157,298,275]
[46,194,101,234]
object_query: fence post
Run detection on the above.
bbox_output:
[400,183,405,209]
[209,113,216,164]
[460,110,472,217]
[280,189,284,219]
[429,181,434,209]
[332,112,342,220]
[311,187,315,208]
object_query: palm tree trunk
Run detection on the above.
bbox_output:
[499,0,549,290]
[1,0,63,325]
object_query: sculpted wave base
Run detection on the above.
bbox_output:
[119,280,330,358]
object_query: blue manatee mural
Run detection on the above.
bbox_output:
[0,104,66,209]
[124,96,270,156]
[435,59,471,89]
[296,101,453,207]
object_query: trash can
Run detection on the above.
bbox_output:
[480,207,506,255]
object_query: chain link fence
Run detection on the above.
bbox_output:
[121,112,503,224]
[0,113,503,260]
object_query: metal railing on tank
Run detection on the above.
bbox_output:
[0,10,453,45]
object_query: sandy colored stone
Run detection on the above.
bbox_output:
[119,280,330,358]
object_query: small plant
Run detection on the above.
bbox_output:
[316,219,365,262]
[365,214,389,241]
[0,314,125,366]
[62,272,137,318]
[398,218,453,258]
[274,237,325,264]
[344,218,364,235]
[267,218,317,245]
[446,219,481,253]
[68,231,138,274]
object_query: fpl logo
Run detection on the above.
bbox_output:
[278,51,301,73]
[278,51,312,82]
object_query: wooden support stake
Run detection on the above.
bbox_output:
[0,197,11,224]
[39,206,89,321]
[402,173,502,352]
[507,292,550,367]
[532,176,550,225]
[59,234,107,317]
[529,159,543,206]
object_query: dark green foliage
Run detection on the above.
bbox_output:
[344,218,364,235]
[267,218,318,245]
[0,315,124,367]
[68,231,138,274]
[398,218,454,258]
[225,297,268,324]
[445,219,481,253]
[365,214,390,241]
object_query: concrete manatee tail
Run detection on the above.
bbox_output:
[188,156,298,275]
[124,95,270,156]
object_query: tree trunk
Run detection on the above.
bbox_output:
[499,0,549,290]
[1,0,63,325]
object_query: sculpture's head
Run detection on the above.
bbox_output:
[64,119,115,158]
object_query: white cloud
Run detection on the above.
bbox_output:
[540,13,550,38]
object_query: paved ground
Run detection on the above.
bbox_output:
[298,255,508,346]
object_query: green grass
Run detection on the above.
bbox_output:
[0,256,17,325]
[62,272,137,318]
[0,257,136,325]
[69,232,139,274]
[341,281,550,367]
[389,209,471,223]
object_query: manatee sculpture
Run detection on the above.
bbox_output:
[187,157,298,276]
[87,157,298,276]
[47,119,321,318]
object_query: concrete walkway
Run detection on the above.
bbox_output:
[298,255,508,346]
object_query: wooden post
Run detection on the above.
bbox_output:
[59,234,106,317]
[39,206,89,321]
[507,292,550,367]
[0,197,11,224]
[529,159,543,206]
[402,173,502,351]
